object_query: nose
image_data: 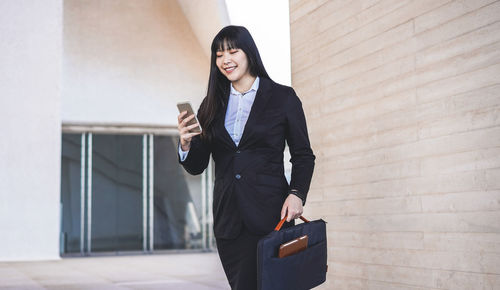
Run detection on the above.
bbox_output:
[223,52,231,65]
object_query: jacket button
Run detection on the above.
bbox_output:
[235,174,241,179]
[236,150,241,153]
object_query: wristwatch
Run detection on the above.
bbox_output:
[288,189,306,206]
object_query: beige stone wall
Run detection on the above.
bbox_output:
[290,0,500,289]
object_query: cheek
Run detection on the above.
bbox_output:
[215,58,223,69]
[241,59,250,72]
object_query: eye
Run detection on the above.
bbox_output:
[230,50,238,54]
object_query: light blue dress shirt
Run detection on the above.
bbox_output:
[179,76,260,161]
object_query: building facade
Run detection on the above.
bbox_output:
[290,0,500,289]
[0,0,229,261]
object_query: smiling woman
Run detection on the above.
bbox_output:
[175,25,315,290]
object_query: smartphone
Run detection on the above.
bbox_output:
[278,235,308,258]
[177,101,202,134]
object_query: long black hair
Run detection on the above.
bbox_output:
[197,25,271,144]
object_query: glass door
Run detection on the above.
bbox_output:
[60,133,83,254]
[60,131,214,256]
[153,136,204,250]
[90,134,143,252]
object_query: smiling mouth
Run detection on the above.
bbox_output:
[224,66,236,73]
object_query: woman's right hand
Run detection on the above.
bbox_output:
[177,111,201,151]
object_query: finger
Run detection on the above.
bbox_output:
[180,122,199,134]
[287,209,293,222]
[177,111,188,123]
[293,210,299,220]
[178,117,187,129]
[281,205,287,220]
[179,127,190,135]
[187,123,200,129]
[179,114,192,126]
[182,114,195,124]
[186,132,201,138]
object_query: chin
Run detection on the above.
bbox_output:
[226,75,241,82]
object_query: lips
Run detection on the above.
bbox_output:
[224,66,236,73]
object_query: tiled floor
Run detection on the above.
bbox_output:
[0,252,230,289]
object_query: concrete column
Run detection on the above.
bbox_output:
[0,0,62,261]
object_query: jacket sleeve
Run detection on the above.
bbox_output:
[177,133,211,175]
[285,87,316,205]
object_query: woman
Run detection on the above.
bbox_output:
[176,25,315,290]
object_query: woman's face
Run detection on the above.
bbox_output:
[215,46,251,83]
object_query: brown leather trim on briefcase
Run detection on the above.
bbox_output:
[278,234,308,258]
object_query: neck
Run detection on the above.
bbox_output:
[232,74,257,93]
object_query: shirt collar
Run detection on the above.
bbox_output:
[230,76,260,96]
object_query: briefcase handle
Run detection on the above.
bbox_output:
[274,215,310,231]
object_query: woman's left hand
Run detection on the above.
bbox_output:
[281,194,303,222]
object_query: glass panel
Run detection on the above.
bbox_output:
[153,136,203,249]
[60,133,82,254]
[91,134,143,252]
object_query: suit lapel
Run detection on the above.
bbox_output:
[215,77,273,150]
[237,77,272,148]
[216,92,236,149]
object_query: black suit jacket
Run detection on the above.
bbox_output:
[178,77,315,239]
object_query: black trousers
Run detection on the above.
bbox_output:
[216,222,266,290]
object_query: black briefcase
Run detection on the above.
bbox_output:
[257,215,328,290]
